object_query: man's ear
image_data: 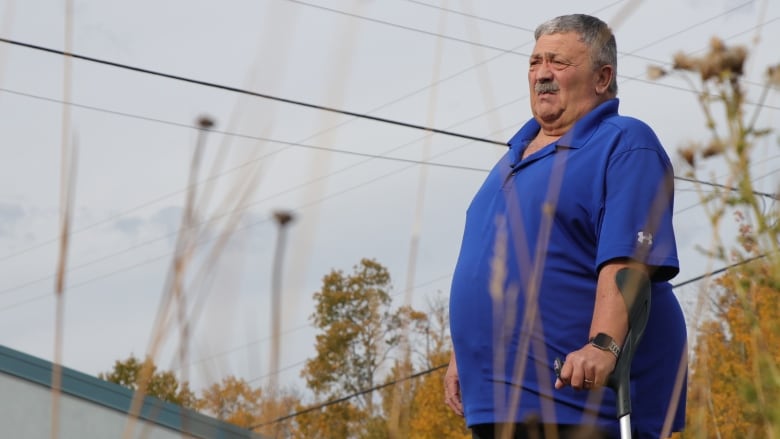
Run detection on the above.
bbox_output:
[595,64,614,95]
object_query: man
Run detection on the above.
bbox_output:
[445,14,687,439]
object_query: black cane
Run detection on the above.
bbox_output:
[607,267,652,439]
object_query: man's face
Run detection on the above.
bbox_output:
[528,32,603,133]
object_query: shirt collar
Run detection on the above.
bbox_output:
[507,98,620,151]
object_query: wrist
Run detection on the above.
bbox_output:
[589,332,621,359]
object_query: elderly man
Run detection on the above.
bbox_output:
[445,14,686,439]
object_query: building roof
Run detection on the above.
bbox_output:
[0,344,267,439]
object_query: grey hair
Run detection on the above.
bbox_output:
[534,14,618,95]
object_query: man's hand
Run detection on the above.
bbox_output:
[554,344,616,391]
[444,353,464,416]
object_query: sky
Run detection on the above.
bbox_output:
[0,0,779,398]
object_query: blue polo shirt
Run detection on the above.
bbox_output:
[449,99,686,437]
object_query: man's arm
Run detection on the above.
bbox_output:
[555,259,645,390]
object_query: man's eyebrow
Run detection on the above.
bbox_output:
[530,52,562,59]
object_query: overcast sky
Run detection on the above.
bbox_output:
[1,0,779,396]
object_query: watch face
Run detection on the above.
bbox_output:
[591,332,621,358]
[593,333,611,347]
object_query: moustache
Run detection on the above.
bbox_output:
[535,82,559,94]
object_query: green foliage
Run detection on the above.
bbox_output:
[298,258,430,437]
[98,354,197,409]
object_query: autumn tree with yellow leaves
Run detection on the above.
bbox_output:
[195,376,299,438]
[102,260,471,437]
[296,258,428,438]
[406,293,470,439]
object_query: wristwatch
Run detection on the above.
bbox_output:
[589,333,621,359]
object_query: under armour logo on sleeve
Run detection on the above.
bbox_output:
[637,231,654,246]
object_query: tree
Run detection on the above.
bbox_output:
[683,233,780,438]
[290,402,362,439]
[99,355,197,409]
[299,258,427,438]
[254,384,301,439]
[196,375,300,437]
[197,375,261,427]
[651,38,780,438]
[406,292,471,439]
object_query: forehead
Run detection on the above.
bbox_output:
[531,32,588,58]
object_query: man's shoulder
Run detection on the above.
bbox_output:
[601,113,665,152]
[603,113,656,136]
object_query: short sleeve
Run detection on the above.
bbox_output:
[596,147,679,281]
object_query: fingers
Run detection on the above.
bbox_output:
[444,375,464,416]
[555,347,614,391]
[557,360,594,391]
[444,355,465,416]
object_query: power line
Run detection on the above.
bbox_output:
[285,0,775,97]
[0,37,506,147]
[1,3,776,317]
[1,5,775,418]
[0,3,774,259]
[671,253,769,289]
[625,0,754,54]
[675,175,779,200]
[0,85,492,264]
[400,0,536,33]
[179,272,453,376]
[281,0,529,55]
[252,363,448,429]
[253,252,771,428]
[0,84,773,301]
[5,81,776,215]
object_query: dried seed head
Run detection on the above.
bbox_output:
[647,65,667,80]
[722,46,747,76]
[679,146,696,167]
[768,63,780,86]
[701,139,724,158]
[273,210,295,226]
[710,37,725,53]
[672,39,747,82]
[197,116,215,129]
[673,52,697,71]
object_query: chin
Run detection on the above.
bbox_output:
[533,105,560,119]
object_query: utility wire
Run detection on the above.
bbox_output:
[253,363,448,428]
[400,0,536,33]
[0,37,506,147]
[0,85,775,300]
[0,3,773,415]
[179,272,453,375]
[281,0,528,55]
[0,3,775,238]
[285,0,778,99]
[675,175,779,200]
[403,0,779,89]
[0,0,776,346]
[253,252,772,428]
[671,253,769,289]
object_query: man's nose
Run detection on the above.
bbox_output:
[535,60,554,80]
